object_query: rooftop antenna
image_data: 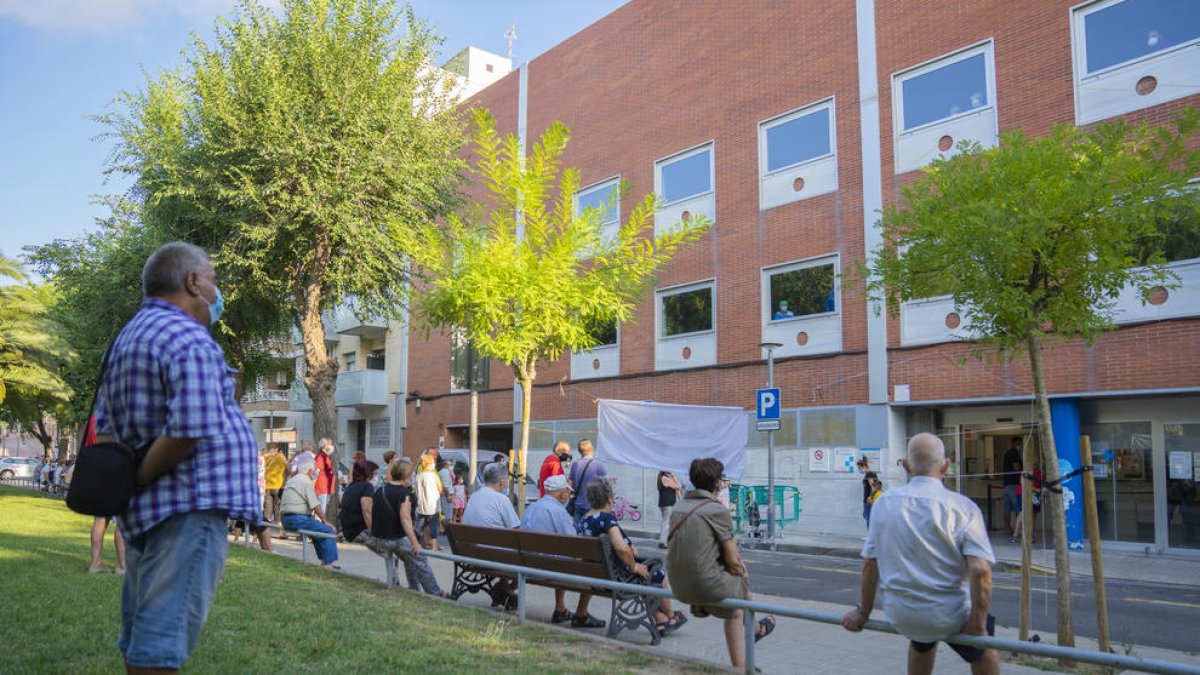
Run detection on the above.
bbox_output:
[504,23,517,60]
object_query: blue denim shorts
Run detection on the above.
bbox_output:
[119,510,229,669]
[1003,485,1022,513]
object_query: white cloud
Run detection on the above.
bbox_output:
[0,0,241,33]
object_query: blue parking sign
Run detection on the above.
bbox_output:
[756,388,781,420]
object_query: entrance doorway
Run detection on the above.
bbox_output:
[956,424,1040,533]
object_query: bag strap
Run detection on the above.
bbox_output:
[85,341,118,437]
[376,484,402,521]
[667,497,721,543]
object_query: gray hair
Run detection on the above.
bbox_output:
[318,438,333,451]
[482,462,507,486]
[296,458,316,476]
[906,433,946,475]
[586,477,613,510]
[142,241,210,298]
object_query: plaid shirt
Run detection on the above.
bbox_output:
[96,298,260,538]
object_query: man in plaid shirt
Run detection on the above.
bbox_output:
[95,242,260,673]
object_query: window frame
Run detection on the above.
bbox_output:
[1072,0,1200,79]
[763,254,841,324]
[657,279,717,340]
[655,141,716,207]
[574,175,621,244]
[758,98,837,177]
[449,327,490,393]
[893,41,997,136]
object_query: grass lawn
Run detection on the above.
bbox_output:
[0,487,706,674]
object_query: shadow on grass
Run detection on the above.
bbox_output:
[0,487,703,674]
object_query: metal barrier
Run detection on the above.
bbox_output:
[730,484,802,535]
[421,548,1200,675]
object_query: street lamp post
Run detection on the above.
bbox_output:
[760,342,783,543]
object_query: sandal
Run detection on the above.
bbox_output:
[755,616,776,643]
[656,613,686,637]
[571,613,606,629]
[551,609,573,624]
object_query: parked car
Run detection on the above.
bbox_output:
[0,457,40,480]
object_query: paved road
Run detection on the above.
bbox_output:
[728,546,1200,652]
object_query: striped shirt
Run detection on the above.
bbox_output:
[96,298,260,537]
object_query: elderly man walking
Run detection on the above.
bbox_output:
[94,242,260,673]
[520,474,604,629]
[842,432,999,675]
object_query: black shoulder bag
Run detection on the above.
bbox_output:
[66,341,149,518]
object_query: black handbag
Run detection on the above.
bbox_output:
[66,341,148,518]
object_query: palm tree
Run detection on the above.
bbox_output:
[0,255,74,455]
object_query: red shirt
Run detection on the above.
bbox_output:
[314,450,335,495]
[538,453,565,497]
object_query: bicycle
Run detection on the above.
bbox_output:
[611,494,642,522]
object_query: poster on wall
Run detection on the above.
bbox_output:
[833,447,858,473]
[1169,451,1194,480]
[809,447,831,472]
[860,448,882,473]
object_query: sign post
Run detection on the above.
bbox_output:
[757,342,783,542]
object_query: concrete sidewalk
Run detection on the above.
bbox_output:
[257,534,1200,674]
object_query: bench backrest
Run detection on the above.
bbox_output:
[445,523,610,581]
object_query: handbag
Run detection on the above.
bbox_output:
[66,341,149,518]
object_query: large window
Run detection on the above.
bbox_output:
[762,103,834,173]
[898,50,992,132]
[661,284,714,337]
[767,260,836,321]
[800,408,856,447]
[575,178,620,236]
[658,144,713,205]
[1134,195,1200,264]
[450,329,489,391]
[368,418,390,447]
[585,318,618,347]
[1165,422,1200,550]
[1084,421,1155,543]
[1080,0,1200,75]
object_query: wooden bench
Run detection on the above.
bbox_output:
[444,522,663,645]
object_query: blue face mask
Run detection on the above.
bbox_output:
[205,283,224,325]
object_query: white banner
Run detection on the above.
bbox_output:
[597,399,748,479]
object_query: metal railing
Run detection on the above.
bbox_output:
[420,549,1200,675]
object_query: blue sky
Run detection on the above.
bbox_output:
[0,0,626,265]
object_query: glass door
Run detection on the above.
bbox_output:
[1164,423,1200,550]
[1084,421,1154,543]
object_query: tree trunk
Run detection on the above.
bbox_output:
[1026,331,1075,651]
[515,363,535,519]
[294,234,338,444]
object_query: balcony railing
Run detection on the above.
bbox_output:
[333,369,388,408]
[333,304,388,338]
[240,389,290,405]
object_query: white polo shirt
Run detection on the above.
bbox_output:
[862,475,995,642]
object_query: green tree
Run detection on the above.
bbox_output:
[867,109,1200,650]
[25,202,164,431]
[99,0,467,442]
[414,110,709,514]
[0,257,75,458]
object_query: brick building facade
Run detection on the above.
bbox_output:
[296,0,1200,552]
